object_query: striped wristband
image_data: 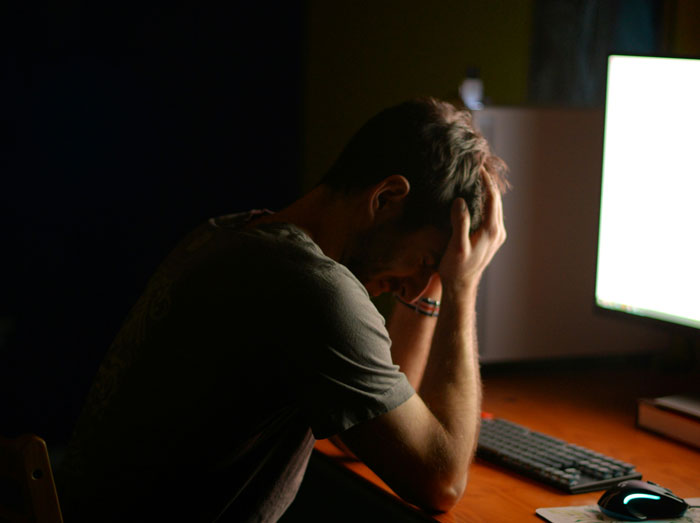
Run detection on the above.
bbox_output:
[394,295,440,317]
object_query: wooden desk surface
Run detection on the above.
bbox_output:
[314,364,700,522]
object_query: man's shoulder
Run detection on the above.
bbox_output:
[202,213,362,296]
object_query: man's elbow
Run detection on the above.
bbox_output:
[406,472,468,513]
[429,474,468,512]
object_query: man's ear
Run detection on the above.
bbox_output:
[368,175,411,221]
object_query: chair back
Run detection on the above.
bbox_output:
[0,434,63,523]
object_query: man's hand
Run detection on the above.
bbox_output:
[439,171,506,296]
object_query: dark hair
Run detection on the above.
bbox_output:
[319,98,508,233]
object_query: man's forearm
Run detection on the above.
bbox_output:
[417,283,482,485]
[387,302,439,389]
[388,274,443,389]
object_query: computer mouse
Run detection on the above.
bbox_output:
[597,479,689,521]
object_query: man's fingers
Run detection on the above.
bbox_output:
[482,170,506,241]
[450,197,470,251]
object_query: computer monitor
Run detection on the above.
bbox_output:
[595,54,700,335]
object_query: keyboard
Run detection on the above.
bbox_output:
[477,417,641,493]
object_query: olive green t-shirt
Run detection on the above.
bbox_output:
[56,211,414,522]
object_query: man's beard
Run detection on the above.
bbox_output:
[339,223,398,286]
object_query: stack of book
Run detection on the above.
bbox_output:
[637,394,700,449]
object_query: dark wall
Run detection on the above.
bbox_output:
[1,2,305,443]
[301,0,535,191]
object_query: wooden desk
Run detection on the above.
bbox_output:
[309,364,700,522]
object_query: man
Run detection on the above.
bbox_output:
[56,97,507,522]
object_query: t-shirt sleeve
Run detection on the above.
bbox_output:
[290,264,415,440]
[230,224,415,440]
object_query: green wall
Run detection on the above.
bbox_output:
[302,0,534,190]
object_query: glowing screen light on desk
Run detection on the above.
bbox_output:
[595,54,700,332]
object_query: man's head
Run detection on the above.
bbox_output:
[319,98,507,300]
[320,97,508,235]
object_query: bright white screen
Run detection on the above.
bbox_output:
[596,55,700,330]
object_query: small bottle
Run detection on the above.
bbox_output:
[459,67,484,110]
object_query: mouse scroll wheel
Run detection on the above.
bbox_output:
[647,481,673,493]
